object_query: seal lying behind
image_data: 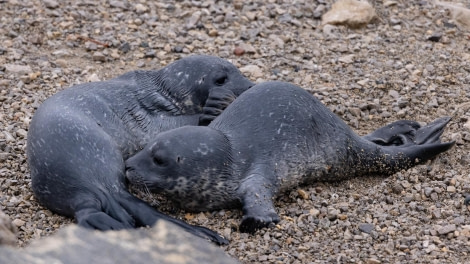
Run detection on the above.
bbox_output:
[27,55,253,244]
[126,81,455,233]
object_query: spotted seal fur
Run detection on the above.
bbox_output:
[126,81,454,233]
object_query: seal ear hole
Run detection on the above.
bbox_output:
[176,156,181,163]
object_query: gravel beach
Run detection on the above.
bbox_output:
[1,0,470,263]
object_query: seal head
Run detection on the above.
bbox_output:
[126,126,239,211]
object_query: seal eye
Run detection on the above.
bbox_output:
[214,75,228,86]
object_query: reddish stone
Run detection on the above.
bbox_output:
[233,46,245,56]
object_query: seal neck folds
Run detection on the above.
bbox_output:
[133,70,187,115]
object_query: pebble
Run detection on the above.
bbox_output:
[4,64,32,74]
[313,5,327,19]
[322,0,376,28]
[86,73,100,83]
[238,43,257,54]
[43,0,59,9]
[233,47,245,56]
[239,65,263,78]
[338,54,355,64]
[358,223,374,234]
[297,189,309,199]
[391,183,404,194]
[16,129,27,139]
[119,42,131,53]
[186,11,201,29]
[366,258,381,264]
[12,219,25,227]
[309,208,320,217]
[134,3,148,14]
[437,224,456,235]
[92,52,106,62]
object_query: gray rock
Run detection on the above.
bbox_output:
[322,0,376,28]
[424,187,433,197]
[4,64,32,74]
[313,4,327,19]
[186,11,201,29]
[358,223,374,234]
[43,0,59,9]
[92,52,106,62]
[0,221,237,264]
[437,224,456,235]
[109,0,129,10]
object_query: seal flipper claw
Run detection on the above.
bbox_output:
[240,213,280,233]
[199,88,237,126]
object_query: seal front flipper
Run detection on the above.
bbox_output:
[198,88,237,126]
[117,193,229,245]
[73,191,136,230]
[238,173,280,233]
[75,208,133,230]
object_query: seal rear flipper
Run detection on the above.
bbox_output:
[238,174,280,233]
[198,88,237,126]
[363,117,452,147]
[414,116,452,144]
[117,194,229,245]
[397,141,455,166]
[383,116,454,167]
[363,120,421,146]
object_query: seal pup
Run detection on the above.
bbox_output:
[126,81,455,233]
[27,55,253,244]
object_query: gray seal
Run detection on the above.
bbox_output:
[27,55,253,244]
[125,81,454,233]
